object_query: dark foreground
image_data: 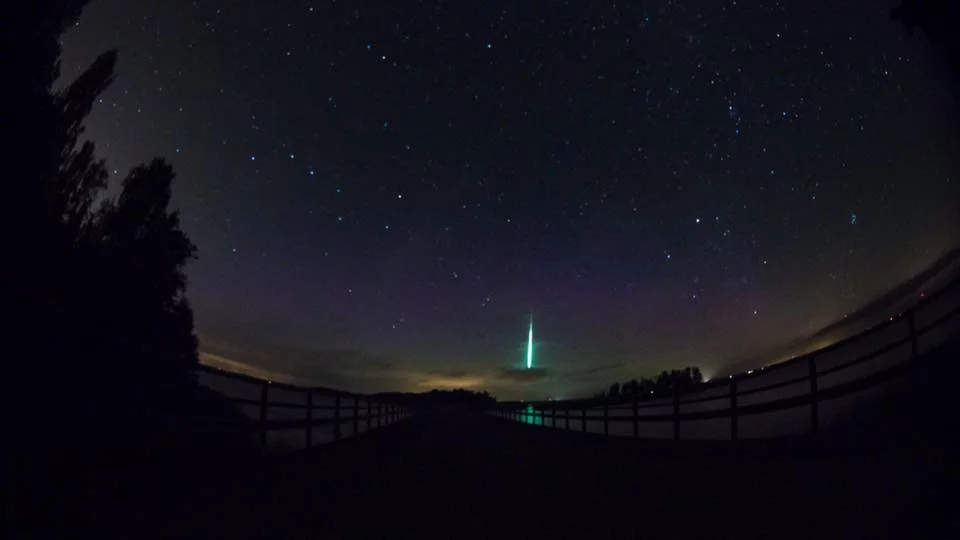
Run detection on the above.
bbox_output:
[10,411,957,539]
[9,341,960,539]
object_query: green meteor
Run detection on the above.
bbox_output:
[526,315,533,369]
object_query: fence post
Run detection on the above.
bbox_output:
[367,399,372,431]
[603,400,609,437]
[305,390,313,449]
[334,395,341,441]
[729,379,738,441]
[552,404,557,429]
[353,397,359,435]
[809,356,819,434]
[565,407,570,431]
[908,309,919,359]
[378,401,382,428]
[581,407,587,433]
[673,386,681,441]
[632,394,638,438]
[259,381,269,449]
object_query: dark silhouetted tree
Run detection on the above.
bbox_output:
[4,1,248,452]
[89,159,199,383]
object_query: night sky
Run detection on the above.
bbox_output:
[62,0,959,399]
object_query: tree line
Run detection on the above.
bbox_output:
[594,367,704,401]
[375,388,497,410]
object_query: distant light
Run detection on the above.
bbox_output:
[747,369,754,375]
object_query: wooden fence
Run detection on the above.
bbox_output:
[195,364,411,450]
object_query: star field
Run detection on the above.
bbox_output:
[62,0,959,399]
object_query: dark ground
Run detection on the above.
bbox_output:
[13,411,957,539]
[8,341,960,539]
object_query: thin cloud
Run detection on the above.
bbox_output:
[199,340,491,394]
[199,351,303,385]
[497,367,549,382]
[558,362,623,379]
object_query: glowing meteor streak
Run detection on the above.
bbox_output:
[526,315,533,369]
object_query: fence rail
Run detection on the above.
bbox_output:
[495,276,960,441]
[195,363,411,450]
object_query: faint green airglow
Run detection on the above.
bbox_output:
[526,315,534,369]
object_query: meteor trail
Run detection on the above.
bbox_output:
[527,315,533,369]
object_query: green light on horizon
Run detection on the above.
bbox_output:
[526,315,533,369]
